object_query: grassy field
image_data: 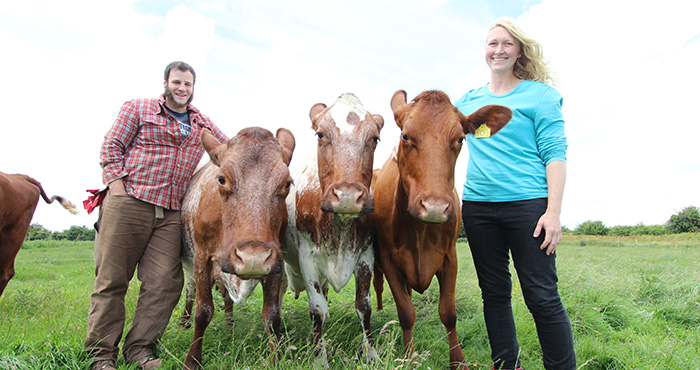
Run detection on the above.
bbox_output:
[0,235,698,369]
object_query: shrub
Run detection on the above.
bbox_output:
[575,220,608,236]
[52,226,96,241]
[666,206,700,233]
[25,224,52,240]
[629,223,666,236]
[608,225,631,236]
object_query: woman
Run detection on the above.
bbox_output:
[455,17,576,370]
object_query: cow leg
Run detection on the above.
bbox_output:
[261,273,283,365]
[184,262,215,370]
[436,254,467,370]
[307,282,329,364]
[380,257,416,357]
[304,277,329,367]
[0,226,28,297]
[354,249,377,361]
[0,248,16,297]
[180,269,196,328]
[219,285,234,326]
[0,206,33,297]
[372,261,384,310]
[0,243,17,296]
[278,267,287,307]
[297,241,329,366]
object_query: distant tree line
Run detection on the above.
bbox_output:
[457,205,700,238]
[27,206,700,242]
[25,224,96,242]
[569,206,700,236]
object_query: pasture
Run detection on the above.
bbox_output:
[0,235,698,369]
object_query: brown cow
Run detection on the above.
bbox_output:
[180,127,295,370]
[0,172,78,297]
[283,93,383,366]
[372,90,511,370]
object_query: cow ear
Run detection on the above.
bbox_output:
[460,105,512,136]
[390,90,407,113]
[371,114,384,130]
[201,128,226,166]
[309,103,327,131]
[275,128,296,166]
[390,90,408,129]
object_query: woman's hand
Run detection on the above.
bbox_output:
[534,211,562,255]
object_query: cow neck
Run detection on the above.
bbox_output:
[395,175,414,221]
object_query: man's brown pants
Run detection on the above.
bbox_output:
[84,194,184,363]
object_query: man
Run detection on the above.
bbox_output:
[85,61,228,370]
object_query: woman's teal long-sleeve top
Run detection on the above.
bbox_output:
[454,80,567,202]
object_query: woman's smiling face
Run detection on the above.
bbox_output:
[485,26,522,75]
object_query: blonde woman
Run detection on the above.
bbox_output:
[455,17,576,369]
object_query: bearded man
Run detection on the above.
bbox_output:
[85,61,228,370]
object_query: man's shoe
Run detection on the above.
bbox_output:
[137,356,162,370]
[92,360,116,370]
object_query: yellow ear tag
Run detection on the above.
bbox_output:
[475,124,491,139]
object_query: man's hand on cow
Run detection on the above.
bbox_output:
[534,211,562,255]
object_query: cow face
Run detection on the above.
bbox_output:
[390,90,511,223]
[310,94,384,216]
[200,127,295,278]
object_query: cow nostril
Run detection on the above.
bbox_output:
[236,247,272,263]
[421,199,449,212]
[333,187,362,203]
[418,198,452,223]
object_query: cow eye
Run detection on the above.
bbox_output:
[458,136,465,144]
[217,176,226,185]
[401,134,409,141]
[316,132,324,140]
[372,136,380,144]
[285,180,292,189]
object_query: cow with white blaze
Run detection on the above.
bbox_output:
[283,93,384,365]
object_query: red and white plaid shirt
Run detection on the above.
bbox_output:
[100,97,228,210]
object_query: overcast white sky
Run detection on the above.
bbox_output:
[1,0,698,232]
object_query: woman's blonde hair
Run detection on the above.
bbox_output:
[490,17,554,84]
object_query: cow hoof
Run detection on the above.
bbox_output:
[359,346,378,363]
[312,347,329,370]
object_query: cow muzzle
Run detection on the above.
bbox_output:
[321,182,373,215]
[221,241,281,278]
[412,195,455,224]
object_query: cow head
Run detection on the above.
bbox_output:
[201,127,295,278]
[310,93,384,216]
[390,90,511,223]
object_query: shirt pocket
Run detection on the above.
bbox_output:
[138,114,180,147]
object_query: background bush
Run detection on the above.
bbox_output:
[666,206,700,233]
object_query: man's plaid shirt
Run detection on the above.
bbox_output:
[100,97,228,210]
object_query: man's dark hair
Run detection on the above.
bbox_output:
[164,61,196,83]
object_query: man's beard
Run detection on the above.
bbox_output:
[164,86,194,110]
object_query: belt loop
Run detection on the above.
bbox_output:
[155,205,164,219]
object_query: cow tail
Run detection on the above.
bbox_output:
[23,175,80,215]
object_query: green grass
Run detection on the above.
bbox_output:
[1,235,698,369]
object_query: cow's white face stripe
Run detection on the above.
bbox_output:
[330,94,369,135]
[281,93,379,366]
